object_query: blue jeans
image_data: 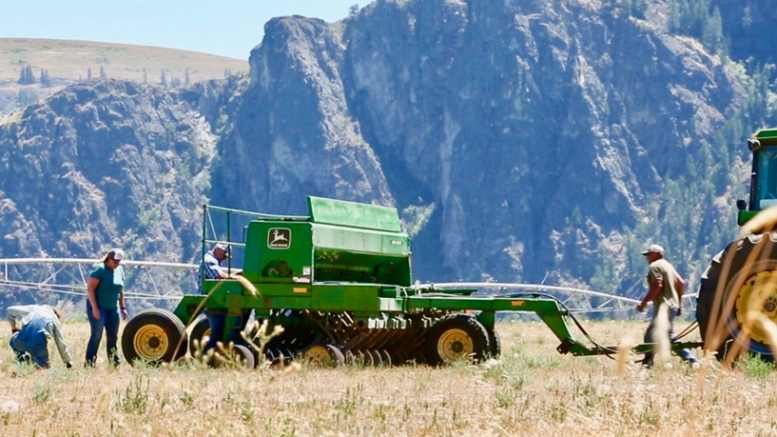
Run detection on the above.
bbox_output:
[644,307,698,367]
[204,309,247,353]
[86,302,121,366]
[10,331,49,368]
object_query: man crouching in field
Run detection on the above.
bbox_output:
[7,305,74,369]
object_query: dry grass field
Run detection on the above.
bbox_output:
[0,318,776,437]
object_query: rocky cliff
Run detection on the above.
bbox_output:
[213,0,747,287]
[0,0,765,307]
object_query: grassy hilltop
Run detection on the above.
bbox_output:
[0,38,247,83]
[0,38,248,116]
[1,319,775,436]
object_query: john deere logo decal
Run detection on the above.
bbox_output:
[268,228,291,249]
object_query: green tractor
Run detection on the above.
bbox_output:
[697,128,777,361]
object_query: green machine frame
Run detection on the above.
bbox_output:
[121,195,701,367]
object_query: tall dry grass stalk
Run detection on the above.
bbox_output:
[615,336,634,377]
[652,305,671,365]
[229,274,258,297]
[737,204,777,239]
[94,388,109,416]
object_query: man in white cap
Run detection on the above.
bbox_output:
[200,243,248,359]
[202,243,231,280]
[636,243,699,368]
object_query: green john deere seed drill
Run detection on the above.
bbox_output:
[121,196,700,367]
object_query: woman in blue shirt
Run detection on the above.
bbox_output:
[85,248,128,367]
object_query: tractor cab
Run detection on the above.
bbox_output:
[738,128,777,225]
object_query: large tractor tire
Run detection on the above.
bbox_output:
[425,314,490,366]
[697,233,777,361]
[122,309,188,366]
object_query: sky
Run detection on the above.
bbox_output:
[0,0,374,60]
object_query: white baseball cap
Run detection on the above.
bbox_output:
[215,243,231,259]
[641,244,665,256]
[111,248,124,261]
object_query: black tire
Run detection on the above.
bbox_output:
[425,314,490,366]
[326,345,345,367]
[697,233,777,361]
[485,325,502,359]
[189,316,211,355]
[122,309,188,366]
[233,344,256,369]
[213,344,256,369]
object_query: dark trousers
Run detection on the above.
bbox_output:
[10,331,49,368]
[204,309,251,353]
[86,302,121,366]
[643,307,698,367]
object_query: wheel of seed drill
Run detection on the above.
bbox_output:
[697,233,777,361]
[214,344,255,369]
[485,326,502,359]
[299,342,344,367]
[122,309,188,366]
[300,342,331,367]
[233,344,256,369]
[189,316,211,354]
[425,314,490,366]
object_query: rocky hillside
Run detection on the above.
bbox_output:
[1,0,774,308]
[0,77,244,308]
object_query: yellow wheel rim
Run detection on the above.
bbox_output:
[133,325,169,361]
[302,345,332,366]
[437,328,474,362]
[735,270,777,344]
